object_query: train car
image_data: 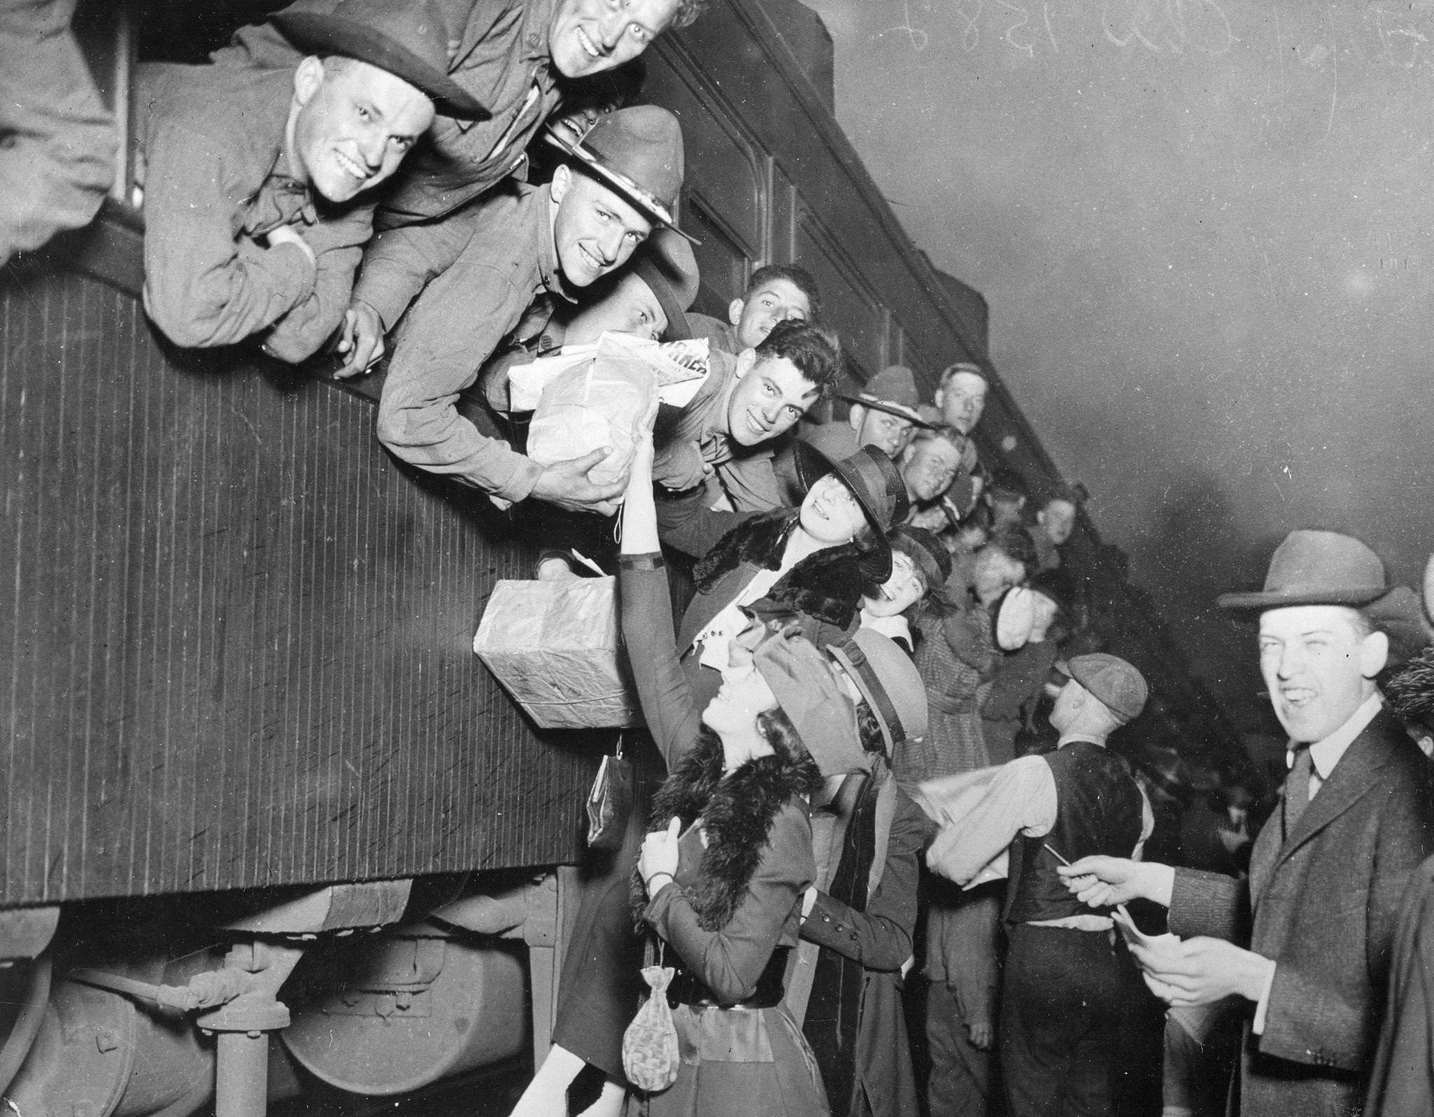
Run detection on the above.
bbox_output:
[0,1,1235,1112]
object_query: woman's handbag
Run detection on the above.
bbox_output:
[586,733,634,850]
[622,946,680,1093]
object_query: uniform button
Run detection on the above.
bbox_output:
[527,32,540,47]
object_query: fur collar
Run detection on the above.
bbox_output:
[693,510,797,591]
[635,731,821,931]
[693,511,874,632]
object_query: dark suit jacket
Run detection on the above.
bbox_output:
[1365,852,1434,1117]
[1168,708,1434,1117]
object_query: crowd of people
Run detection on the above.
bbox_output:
[25,0,1434,1111]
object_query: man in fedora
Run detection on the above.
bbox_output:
[373,105,690,513]
[137,0,480,361]
[925,652,1151,1117]
[1060,529,1434,1117]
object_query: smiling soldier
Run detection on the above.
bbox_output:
[136,0,481,361]
[651,318,842,518]
[374,106,691,513]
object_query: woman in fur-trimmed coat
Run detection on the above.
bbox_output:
[620,436,882,1117]
[675,444,910,710]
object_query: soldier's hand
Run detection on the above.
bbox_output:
[530,447,629,515]
[334,300,385,379]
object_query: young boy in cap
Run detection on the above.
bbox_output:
[927,651,1152,1117]
[372,105,690,513]
[1061,529,1434,1117]
[136,0,481,361]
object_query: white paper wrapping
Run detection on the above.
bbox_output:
[473,577,643,729]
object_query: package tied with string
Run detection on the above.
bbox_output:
[514,332,710,490]
[473,576,643,729]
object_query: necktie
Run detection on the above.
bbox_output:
[1283,746,1314,837]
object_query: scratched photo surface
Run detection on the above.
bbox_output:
[809,0,1434,727]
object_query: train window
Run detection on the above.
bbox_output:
[795,205,888,374]
[683,195,752,315]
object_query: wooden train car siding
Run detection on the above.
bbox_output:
[0,263,594,906]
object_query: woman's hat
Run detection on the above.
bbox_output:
[992,586,1036,651]
[890,525,952,594]
[794,443,911,580]
[543,106,696,243]
[629,228,698,341]
[275,0,486,120]
[754,627,865,777]
[828,628,929,756]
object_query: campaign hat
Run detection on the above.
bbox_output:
[544,105,695,243]
[275,0,486,120]
[841,365,928,425]
[630,228,698,341]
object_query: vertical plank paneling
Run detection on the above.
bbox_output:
[1,269,594,905]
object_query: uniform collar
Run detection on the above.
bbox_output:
[540,185,576,303]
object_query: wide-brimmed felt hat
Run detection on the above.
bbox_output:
[543,105,696,243]
[1218,529,1393,610]
[829,628,928,756]
[275,0,486,120]
[1066,652,1148,723]
[754,625,864,778]
[629,228,698,341]
[794,442,911,580]
[841,365,929,425]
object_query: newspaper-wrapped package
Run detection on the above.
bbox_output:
[473,578,641,729]
[518,333,710,488]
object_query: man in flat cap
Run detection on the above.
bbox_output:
[1062,529,1434,1117]
[136,0,480,361]
[925,651,1152,1117]
[374,106,691,512]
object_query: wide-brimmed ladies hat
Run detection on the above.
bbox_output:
[544,105,696,244]
[753,626,864,778]
[794,442,910,577]
[828,628,928,756]
[275,0,486,119]
[629,228,699,341]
